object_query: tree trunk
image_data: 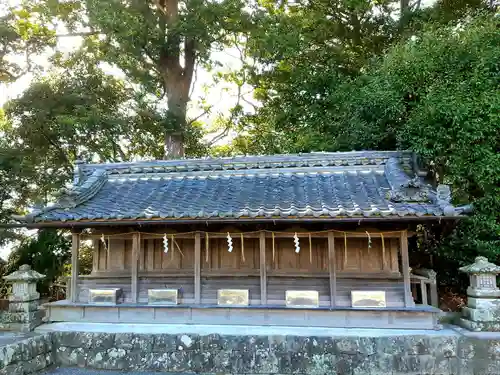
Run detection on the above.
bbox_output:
[156,0,196,160]
[400,0,410,16]
[163,75,188,159]
[164,133,184,158]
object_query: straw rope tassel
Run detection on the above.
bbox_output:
[309,233,312,264]
[272,232,275,263]
[205,233,209,263]
[343,232,347,268]
[381,233,386,270]
[240,233,246,263]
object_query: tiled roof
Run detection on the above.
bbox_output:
[17,151,467,224]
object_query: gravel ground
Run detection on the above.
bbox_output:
[42,368,182,375]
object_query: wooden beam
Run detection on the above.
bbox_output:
[79,231,404,240]
[131,233,140,303]
[194,232,201,304]
[259,231,267,305]
[70,233,80,303]
[400,230,414,307]
[328,232,337,307]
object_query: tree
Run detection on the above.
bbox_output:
[249,10,499,263]
[5,229,70,296]
[81,0,250,158]
[239,0,489,154]
[0,5,55,82]
[2,50,180,217]
[360,13,500,262]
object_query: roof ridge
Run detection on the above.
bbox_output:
[75,151,414,178]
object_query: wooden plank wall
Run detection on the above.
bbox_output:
[93,236,399,275]
[83,232,404,306]
[201,276,261,305]
[77,275,405,306]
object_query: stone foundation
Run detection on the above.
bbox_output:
[0,334,53,375]
[5,327,500,374]
[0,310,46,333]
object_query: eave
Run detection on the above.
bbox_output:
[2,214,464,229]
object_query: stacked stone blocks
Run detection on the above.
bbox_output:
[1,265,45,332]
[460,256,500,331]
[0,334,53,375]
[49,331,480,375]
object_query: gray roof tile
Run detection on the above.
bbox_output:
[18,151,466,223]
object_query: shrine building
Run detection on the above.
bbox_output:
[13,151,469,329]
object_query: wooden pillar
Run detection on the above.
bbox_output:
[194,232,201,304]
[260,231,267,305]
[420,280,428,305]
[139,239,145,271]
[70,233,80,303]
[106,237,112,270]
[131,233,140,303]
[328,232,337,307]
[430,277,439,308]
[400,230,414,307]
[146,239,155,271]
[92,239,99,274]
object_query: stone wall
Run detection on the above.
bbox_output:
[0,310,46,332]
[0,334,53,375]
[3,329,500,374]
[47,330,500,375]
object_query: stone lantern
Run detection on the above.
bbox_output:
[459,256,500,331]
[3,264,46,332]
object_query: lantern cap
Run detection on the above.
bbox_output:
[459,256,500,275]
[3,265,45,282]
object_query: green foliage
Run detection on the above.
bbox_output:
[241,0,401,154]
[342,13,500,262]
[0,0,497,295]
[243,9,500,263]
[81,0,250,155]
[5,229,70,295]
[0,3,57,82]
[2,61,160,213]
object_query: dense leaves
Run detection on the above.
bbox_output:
[3,229,70,296]
[3,63,158,212]
[242,8,500,266]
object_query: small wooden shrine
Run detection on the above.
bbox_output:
[14,151,469,329]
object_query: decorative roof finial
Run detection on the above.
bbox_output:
[74,158,85,185]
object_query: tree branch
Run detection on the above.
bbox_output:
[183,37,196,97]
[207,83,243,147]
[39,129,73,175]
[189,60,199,98]
[187,105,212,126]
[207,126,231,146]
[55,31,101,38]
